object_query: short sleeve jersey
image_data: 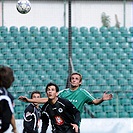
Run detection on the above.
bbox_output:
[59,88,95,114]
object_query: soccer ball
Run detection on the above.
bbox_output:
[16,0,31,14]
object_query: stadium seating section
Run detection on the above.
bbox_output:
[0,26,133,119]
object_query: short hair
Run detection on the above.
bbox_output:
[45,82,59,93]
[0,65,14,89]
[31,90,41,99]
[70,72,82,82]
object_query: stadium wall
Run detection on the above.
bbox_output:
[1,0,133,28]
[5,118,133,133]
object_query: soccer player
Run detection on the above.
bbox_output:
[23,91,42,133]
[0,65,17,133]
[41,82,81,133]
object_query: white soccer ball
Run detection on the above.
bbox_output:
[16,0,31,14]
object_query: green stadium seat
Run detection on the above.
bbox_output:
[1,31,11,38]
[103,105,114,112]
[112,31,121,38]
[99,42,109,49]
[14,53,25,60]
[108,26,119,33]
[119,26,128,33]
[95,36,105,43]
[92,47,103,54]
[14,36,25,43]
[0,36,4,43]
[106,36,116,43]
[90,26,98,33]
[102,31,112,38]
[125,105,133,113]
[129,112,133,117]
[6,59,17,66]
[32,79,43,86]
[25,36,35,43]
[129,27,133,33]
[7,42,18,49]
[116,36,126,43]
[107,112,117,118]
[20,26,28,33]
[17,59,28,66]
[0,26,8,33]
[15,105,25,113]
[30,26,38,33]
[22,79,32,87]
[18,42,28,49]
[25,53,35,60]
[118,78,128,86]
[60,26,68,33]
[4,36,14,43]
[0,42,7,49]
[28,42,39,49]
[119,112,129,118]
[50,26,58,33]
[100,26,108,33]
[80,26,88,33]
[92,105,103,113]
[55,36,66,43]
[21,48,32,55]
[120,98,131,106]
[103,47,113,54]
[86,36,95,43]
[10,26,18,33]
[40,26,48,33]
[96,112,107,118]
[109,42,119,49]
[20,31,31,38]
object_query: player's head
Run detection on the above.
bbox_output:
[45,82,59,100]
[70,72,82,87]
[31,90,41,99]
[45,82,59,93]
[0,65,14,89]
[31,90,41,106]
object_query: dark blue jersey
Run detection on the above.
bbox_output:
[0,87,14,132]
[41,97,81,133]
[23,103,41,133]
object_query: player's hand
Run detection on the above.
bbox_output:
[71,123,79,133]
[102,91,113,101]
[18,96,29,102]
[11,128,17,133]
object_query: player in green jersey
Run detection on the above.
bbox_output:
[19,72,113,116]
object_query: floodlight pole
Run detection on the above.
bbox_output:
[66,0,72,88]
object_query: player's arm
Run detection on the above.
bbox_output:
[92,91,113,105]
[11,114,17,133]
[40,104,49,133]
[65,99,80,133]
[18,96,48,103]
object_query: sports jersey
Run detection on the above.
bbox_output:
[59,88,95,114]
[0,87,14,132]
[23,103,41,133]
[41,97,81,133]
